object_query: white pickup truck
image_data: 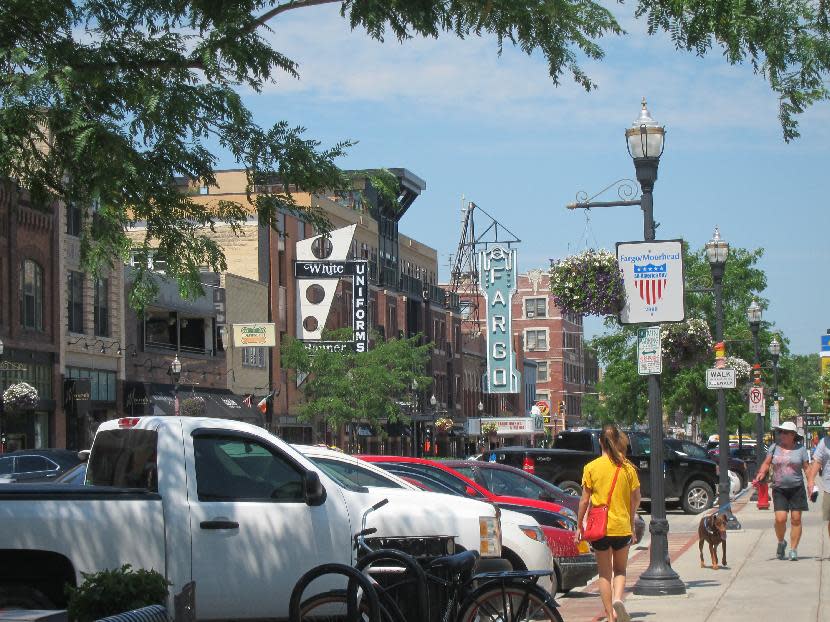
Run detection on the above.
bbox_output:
[0,416,523,619]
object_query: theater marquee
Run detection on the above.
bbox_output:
[478,246,520,394]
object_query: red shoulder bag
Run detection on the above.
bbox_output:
[583,464,622,542]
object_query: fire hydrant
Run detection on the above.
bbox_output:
[755,480,770,510]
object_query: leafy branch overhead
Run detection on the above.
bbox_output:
[2,1,826,307]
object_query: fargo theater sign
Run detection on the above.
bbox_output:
[478,246,520,394]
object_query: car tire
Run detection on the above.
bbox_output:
[0,585,55,609]
[558,480,582,497]
[682,480,714,514]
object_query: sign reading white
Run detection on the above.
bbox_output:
[748,386,765,414]
[706,368,737,389]
[617,240,686,324]
[637,326,662,375]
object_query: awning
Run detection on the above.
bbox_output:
[149,385,263,426]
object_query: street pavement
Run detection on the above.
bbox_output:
[557,490,830,621]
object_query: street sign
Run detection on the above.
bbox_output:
[748,386,765,414]
[617,240,685,324]
[769,403,780,428]
[637,326,662,375]
[805,415,826,427]
[706,368,737,389]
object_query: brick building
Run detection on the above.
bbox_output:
[0,179,63,450]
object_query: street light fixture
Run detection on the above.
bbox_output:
[170,356,182,416]
[705,227,740,530]
[747,300,764,469]
[626,99,666,242]
[769,336,781,419]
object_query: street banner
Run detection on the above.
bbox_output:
[706,368,737,389]
[617,240,685,324]
[637,326,662,375]
[748,386,765,414]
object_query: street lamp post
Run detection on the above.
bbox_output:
[705,228,740,530]
[747,301,764,468]
[170,356,182,416]
[0,337,5,453]
[769,336,781,422]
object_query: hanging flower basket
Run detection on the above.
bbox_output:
[660,319,713,370]
[180,397,206,418]
[435,417,454,433]
[481,422,499,438]
[549,249,626,316]
[2,382,39,411]
[722,356,751,380]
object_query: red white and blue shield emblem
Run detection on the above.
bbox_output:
[634,263,667,305]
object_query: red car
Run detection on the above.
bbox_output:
[361,456,597,591]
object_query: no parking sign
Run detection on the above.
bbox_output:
[748,386,765,414]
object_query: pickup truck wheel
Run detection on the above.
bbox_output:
[0,585,55,609]
[682,480,714,514]
[558,480,582,497]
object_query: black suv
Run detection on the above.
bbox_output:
[482,429,718,514]
[0,449,83,483]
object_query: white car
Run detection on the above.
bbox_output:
[294,445,556,593]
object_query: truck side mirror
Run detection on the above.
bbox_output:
[304,471,326,506]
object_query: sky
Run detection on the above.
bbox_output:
[213,3,829,356]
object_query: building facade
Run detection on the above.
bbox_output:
[0,180,62,450]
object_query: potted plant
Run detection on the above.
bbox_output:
[180,396,206,418]
[66,564,169,622]
[660,318,713,370]
[722,356,751,380]
[549,249,626,316]
[434,417,453,435]
[2,382,39,412]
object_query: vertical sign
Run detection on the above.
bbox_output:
[637,326,662,375]
[478,246,520,394]
[352,261,368,353]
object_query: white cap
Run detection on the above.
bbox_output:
[775,421,798,433]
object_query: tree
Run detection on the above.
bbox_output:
[280,329,432,429]
[3,1,828,306]
[590,242,775,436]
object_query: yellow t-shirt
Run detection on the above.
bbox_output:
[582,455,640,537]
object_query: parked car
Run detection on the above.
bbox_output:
[0,449,83,483]
[293,445,555,592]
[682,444,747,490]
[361,455,597,592]
[0,417,507,615]
[483,428,719,514]
[445,460,645,544]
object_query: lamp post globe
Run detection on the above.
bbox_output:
[430,394,437,408]
[631,101,685,597]
[769,336,781,358]
[746,300,762,325]
[171,356,182,416]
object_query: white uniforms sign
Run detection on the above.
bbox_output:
[617,240,685,324]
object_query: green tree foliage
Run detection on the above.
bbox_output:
[281,329,432,428]
[590,242,777,435]
[2,1,827,305]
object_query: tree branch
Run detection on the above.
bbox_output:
[246,0,342,34]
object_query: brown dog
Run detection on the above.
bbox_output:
[698,512,728,569]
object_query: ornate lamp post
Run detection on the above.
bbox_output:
[170,356,182,416]
[0,337,5,452]
[769,336,781,411]
[705,228,740,529]
[747,300,764,466]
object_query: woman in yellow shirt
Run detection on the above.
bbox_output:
[577,425,641,622]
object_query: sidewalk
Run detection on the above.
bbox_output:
[558,493,830,621]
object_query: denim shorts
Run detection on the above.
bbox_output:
[591,535,632,551]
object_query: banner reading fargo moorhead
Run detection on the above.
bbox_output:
[616,240,685,324]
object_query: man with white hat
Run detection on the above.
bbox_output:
[753,421,811,560]
[807,420,830,543]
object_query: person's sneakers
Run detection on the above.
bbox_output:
[612,600,632,622]
[790,549,798,561]
[777,541,787,560]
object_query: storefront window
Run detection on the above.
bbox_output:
[66,367,116,402]
[20,259,44,331]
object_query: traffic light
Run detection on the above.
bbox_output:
[558,401,566,417]
[703,405,711,415]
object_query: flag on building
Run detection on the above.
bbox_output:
[242,394,253,408]
[258,390,276,414]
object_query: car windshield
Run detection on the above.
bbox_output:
[478,467,546,499]
[56,463,87,484]
[308,457,403,490]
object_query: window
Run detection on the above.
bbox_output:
[67,367,117,402]
[524,298,546,318]
[478,467,542,499]
[310,457,403,489]
[525,329,547,351]
[87,429,158,490]
[536,391,549,404]
[193,435,304,502]
[94,278,109,337]
[67,271,84,333]
[66,202,82,236]
[0,457,11,476]
[20,260,44,331]
[242,347,266,368]
[16,456,56,474]
[537,361,549,382]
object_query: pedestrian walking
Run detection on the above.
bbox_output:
[577,425,641,622]
[752,421,811,561]
[806,421,830,539]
